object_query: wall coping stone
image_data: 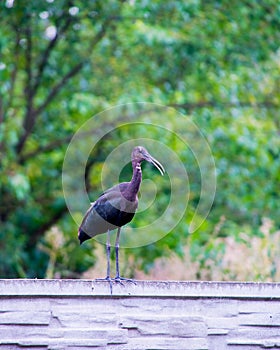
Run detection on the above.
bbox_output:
[0,279,280,298]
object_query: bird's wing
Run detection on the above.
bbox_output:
[79,186,120,226]
[79,182,137,238]
[79,202,95,230]
[78,188,121,237]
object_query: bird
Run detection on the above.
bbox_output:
[78,146,165,285]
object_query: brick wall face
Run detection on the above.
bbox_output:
[0,280,280,349]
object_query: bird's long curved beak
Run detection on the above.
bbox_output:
[145,153,165,176]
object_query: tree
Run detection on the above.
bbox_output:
[0,0,279,280]
[0,0,123,276]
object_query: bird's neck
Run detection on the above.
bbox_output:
[124,160,142,201]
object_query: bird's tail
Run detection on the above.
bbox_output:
[78,228,91,245]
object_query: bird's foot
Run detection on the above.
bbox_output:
[95,276,111,282]
[94,276,136,294]
[114,276,137,285]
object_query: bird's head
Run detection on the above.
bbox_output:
[132,146,165,175]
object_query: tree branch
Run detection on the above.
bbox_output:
[19,104,154,164]
[0,98,3,125]
[32,11,74,96]
[16,13,116,157]
[36,61,84,116]
[16,46,83,157]
[19,134,74,163]
[24,16,34,130]
[34,15,117,115]
[15,16,35,155]
[89,16,113,48]
[19,128,102,163]
[6,28,21,118]
[169,100,279,111]
[15,110,36,155]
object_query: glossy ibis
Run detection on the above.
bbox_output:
[78,146,165,284]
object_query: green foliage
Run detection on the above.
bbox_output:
[0,0,279,280]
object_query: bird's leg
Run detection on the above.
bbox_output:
[105,229,111,279]
[115,227,121,281]
[96,230,113,294]
[96,229,111,280]
[114,227,136,285]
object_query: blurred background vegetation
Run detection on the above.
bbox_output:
[0,0,280,281]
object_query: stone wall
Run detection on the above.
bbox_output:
[0,280,280,349]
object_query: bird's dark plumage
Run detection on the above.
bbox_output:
[78,229,91,244]
[78,146,165,282]
[78,182,138,242]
